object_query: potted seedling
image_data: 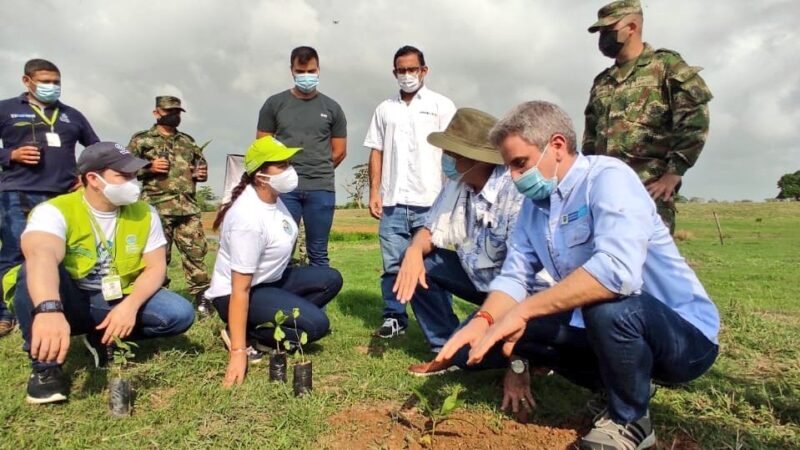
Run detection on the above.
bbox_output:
[257,310,290,383]
[411,386,471,449]
[288,308,312,397]
[13,119,46,165]
[108,337,138,418]
[192,139,212,182]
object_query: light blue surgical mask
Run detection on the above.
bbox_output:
[441,154,461,181]
[294,73,319,93]
[33,82,61,104]
[513,145,559,201]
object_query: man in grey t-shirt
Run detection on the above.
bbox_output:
[256,46,347,267]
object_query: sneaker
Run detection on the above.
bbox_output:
[587,382,658,423]
[375,318,406,339]
[196,296,214,318]
[82,334,112,368]
[580,411,656,450]
[220,329,264,364]
[0,318,15,338]
[408,359,460,377]
[26,366,68,404]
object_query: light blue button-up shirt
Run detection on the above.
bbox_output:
[489,154,720,343]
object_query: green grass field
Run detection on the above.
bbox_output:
[1,202,798,449]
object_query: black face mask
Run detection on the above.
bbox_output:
[599,29,625,58]
[156,112,181,128]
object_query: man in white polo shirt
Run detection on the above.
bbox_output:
[364,45,456,339]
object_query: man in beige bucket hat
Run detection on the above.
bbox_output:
[394,108,553,398]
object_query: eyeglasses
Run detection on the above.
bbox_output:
[395,66,422,75]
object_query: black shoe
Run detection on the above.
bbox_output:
[376,318,407,339]
[197,296,214,318]
[26,366,68,404]
[82,334,112,368]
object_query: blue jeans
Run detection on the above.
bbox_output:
[13,264,195,371]
[211,266,342,347]
[379,205,451,329]
[0,191,56,320]
[280,190,336,267]
[452,292,719,424]
[410,249,486,349]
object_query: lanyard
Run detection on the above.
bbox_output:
[82,198,119,273]
[29,104,59,132]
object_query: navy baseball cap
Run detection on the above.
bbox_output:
[77,141,149,174]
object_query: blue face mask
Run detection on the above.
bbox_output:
[513,145,559,201]
[33,82,61,104]
[441,154,461,181]
[294,73,319,93]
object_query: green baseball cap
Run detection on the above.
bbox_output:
[588,0,642,33]
[155,95,186,111]
[427,108,502,165]
[244,136,301,175]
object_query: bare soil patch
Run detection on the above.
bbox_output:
[320,402,580,450]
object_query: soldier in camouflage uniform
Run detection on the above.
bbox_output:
[583,0,713,234]
[128,96,213,315]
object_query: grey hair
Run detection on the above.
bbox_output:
[488,101,578,154]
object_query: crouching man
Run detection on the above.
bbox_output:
[4,141,195,404]
[437,101,720,450]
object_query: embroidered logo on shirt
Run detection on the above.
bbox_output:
[60,113,71,123]
[561,205,589,225]
[124,234,141,254]
[419,111,437,116]
[10,113,35,119]
[282,220,292,235]
[320,113,329,119]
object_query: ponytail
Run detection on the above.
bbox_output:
[213,173,253,231]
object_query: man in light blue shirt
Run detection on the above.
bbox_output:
[436,101,720,450]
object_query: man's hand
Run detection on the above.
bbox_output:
[223,351,248,387]
[11,146,41,165]
[368,193,382,220]
[96,299,139,345]
[502,367,536,422]
[435,318,490,363]
[468,305,528,364]
[194,164,208,181]
[646,173,682,202]
[151,157,170,174]
[30,313,71,364]
[393,247,427,303]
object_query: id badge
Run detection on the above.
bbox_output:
[101,274,123,301]
[46,132,61,147]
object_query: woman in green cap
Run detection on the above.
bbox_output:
[204,136,343,386]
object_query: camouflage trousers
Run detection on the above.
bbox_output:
[162,214,210,297]
[656,198,676,235]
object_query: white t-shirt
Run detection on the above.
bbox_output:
[363,86,457,208]
[205,185,298,299]
[23,201,167,290]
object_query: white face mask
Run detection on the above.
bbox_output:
[95,175,141,206]
[256,166,298,194]
[397,74,421,93]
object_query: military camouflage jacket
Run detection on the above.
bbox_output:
[128,126,207,216]
[582,44,713,182]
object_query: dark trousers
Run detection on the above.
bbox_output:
[0,191,55,320]
[451,292,719,423]
[279,190,336,267]
[212,266,343,348]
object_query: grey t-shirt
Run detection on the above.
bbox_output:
[257,89,347,192]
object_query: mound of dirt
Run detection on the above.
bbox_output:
[320,402,580,450]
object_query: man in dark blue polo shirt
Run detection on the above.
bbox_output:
[0,59,99,336]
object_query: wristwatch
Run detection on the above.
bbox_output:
[510,356,529,374]
[32,300,64,317]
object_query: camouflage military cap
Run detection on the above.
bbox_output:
[588,0,642,33]
[155,95,186,112]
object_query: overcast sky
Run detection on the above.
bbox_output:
[1,0,797,202]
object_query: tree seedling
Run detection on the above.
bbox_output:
[13,119,46,163]
[411,386,471,449]
[258,310,292,382]
[288,308,312,397]
[108,337,139,418]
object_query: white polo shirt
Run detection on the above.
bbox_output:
[363,86,456,208]
[205,185,298,299]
